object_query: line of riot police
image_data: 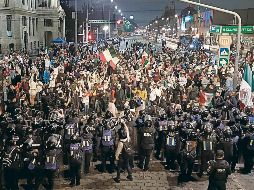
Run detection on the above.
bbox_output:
[135,105,254,183]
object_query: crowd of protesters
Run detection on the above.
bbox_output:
[0,38,254,190]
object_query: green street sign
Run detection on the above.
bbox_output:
[221,26,254,34]
[210,25,221,33]
[219,57,229,66]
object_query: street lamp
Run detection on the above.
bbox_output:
[118,9,121,13]
[103,25,109,39]
[175,14,178,18]
[111,0,113,2]
[130,15,134,20]
[115,6,117,10]
[162,17,165,20]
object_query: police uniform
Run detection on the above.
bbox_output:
[139,120,155,171]
[44,144,59,190]
[207,150,231,190]
[100,124,116,173]
[155,117,168,159]
[198,127,217,177]
[179,131,197,182]
[164,129,180,170]
[3,140,21,190]
[81,131,93,174]
[63,123,78,165]
[69,141,82,186]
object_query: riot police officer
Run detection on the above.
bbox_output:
[2,134,21,190]
[138,115,155,171]
[164,120,180,170]
[207,150,231,190]
[80,125,93,174]
[69,134,82,186]
[63,122,78,165]
[241,124,254,174]
[179,129,197,182]
[197,123,217,178]
[44,138,60,190]
[99,119,116,173]
[217,127,233,168]
[155,113,168,159]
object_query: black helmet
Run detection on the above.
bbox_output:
[176,108,183,116]
[185,122,194,130]
[224,127,232,138]
[249,124,254,133]
[161,113,167,120]
[46,140,56,150]
[222,105,228,111]
[145,115,152,127]
[26,127,33,136]
[192,106,199,115]
[230,125,240,136]
[241,115,249,125]
[201,109,209,118]
[245,107,253,116]
[188,130,197,140]
[211,109,220,118]
[232,107,240,116]
[204,123,213,135]
[167,120,175,132]
[105,110,113,119]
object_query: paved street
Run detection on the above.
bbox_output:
[32,161,253,190]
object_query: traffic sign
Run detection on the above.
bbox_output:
[219,36,232,47]
[88,20,114,24]
[210,25,221,33]
[210,25,254,34]
[219,48,230,56]
[219,58,229,66]
[221,26,254,34]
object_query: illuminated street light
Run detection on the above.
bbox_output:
[175,14,178,18]
[162,17,165,20]
[111,0,113,2]
[118,9,121,13]
[130,15,134,20]
[167,18,169,21]
[121,13,123,16]
[155,20,158,23]
[115,6,117,9]
[103,25,109,31]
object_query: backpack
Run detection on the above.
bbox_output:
[247,135,254,151]
[122,142,135,157]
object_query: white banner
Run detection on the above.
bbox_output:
[239,79,253,107]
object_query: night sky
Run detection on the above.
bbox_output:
[72,0,254,25]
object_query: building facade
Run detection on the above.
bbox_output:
[0,0,65,54]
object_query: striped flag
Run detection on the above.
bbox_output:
[99,49,112,63]
[110,57,119,70]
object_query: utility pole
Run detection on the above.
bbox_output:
[75,0,78,49]
[109,10,111,38]
[179,0,241,91]
[86,3,89,42]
